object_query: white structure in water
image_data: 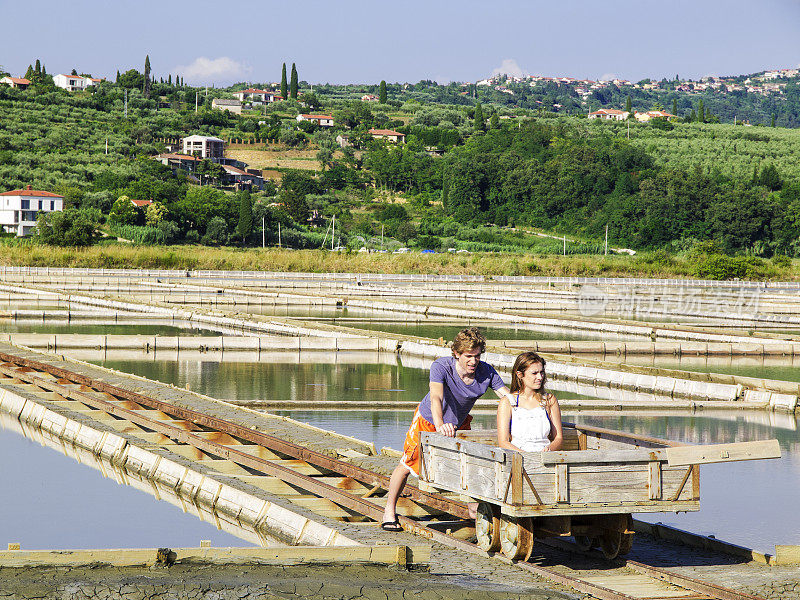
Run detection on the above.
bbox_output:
[0,186,64,236]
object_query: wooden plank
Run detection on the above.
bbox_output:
[511,453,523,505]
[504,500,699,517]
[421,432,508,463]
[648,461,662,500]
[542,448,667,465]
[666,440,781,466]
[555,464,569,503]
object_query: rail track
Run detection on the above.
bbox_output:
[0,348,768,600]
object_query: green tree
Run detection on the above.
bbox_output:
[35,209,97,246]
[379,80,387,103]
[34,59,41,74]
[236,191,253,243]
[202,216,228,245]
[108,196,139,226]
[672,98,678,115]
[759,164,782,190]
[145,201,168,227]
[489,113,500,129]
[115,70,120,84]
[280,63,288,100]
[290,63,298,99]
[24,65,34,80]
[625,95,632,113]
[697,98,705,123]
[143,55,151,99]
[473,102,485,132]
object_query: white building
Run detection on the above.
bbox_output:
[588,109,629,121]
[53,74,102,92]
[181,135,225,159]
[234,88,282,104]
[0,186,64,236]
[296,113,334,127]
[211,98,242,114]
[0,76,31,89]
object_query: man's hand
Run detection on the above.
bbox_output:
[436,423,456,437]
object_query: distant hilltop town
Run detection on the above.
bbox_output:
[471,67,800,99]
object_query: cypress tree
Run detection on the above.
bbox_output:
[672,98,677,115]
[237,192,253,243]
[24,65,34,79]
[697,99,705,123]
[290,63,298,99]
[771,114,776,127]
[168,74,172,86]
[41,64,46,76]
[280,63,288,100]
[379,80,387,103]
[34,59,41,74]
[473,102,485,132]
[143,54,152,99]
[625,95,632,113]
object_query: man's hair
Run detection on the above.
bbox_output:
[451,327,486,356]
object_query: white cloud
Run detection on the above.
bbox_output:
[491,59,527,78]
[174,57,251,84]
[600,72,617,82]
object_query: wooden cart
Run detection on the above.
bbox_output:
[418,423,780,560]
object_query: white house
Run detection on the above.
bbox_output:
[634,110,677,122]
[0,77,31,89]
[296,113,334,127]
[0,186,64,237]
[182,135,225,159]
[369,128,406,143]
[53,74,101,92]
[234,88,282,103]
[211,98,242,114]
[588,108,629,121]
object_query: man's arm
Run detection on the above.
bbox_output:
[429,381,455,437]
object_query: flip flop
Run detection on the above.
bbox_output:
[380,519,403,532]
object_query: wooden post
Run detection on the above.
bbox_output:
[648,461,662,500]
[511,453,523,505]
[555,464,569,503]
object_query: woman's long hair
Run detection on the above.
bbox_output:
[509,351,547,394]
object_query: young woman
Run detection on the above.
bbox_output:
[381,327,512,532]
[497,352,563,453]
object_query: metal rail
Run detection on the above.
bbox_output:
[0,353,767,600]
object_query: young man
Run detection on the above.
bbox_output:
[381,327,512,531]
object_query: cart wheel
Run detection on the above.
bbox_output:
[573,535,595,551]
[600,530,622,560]
[619,515,634,555]
[499,515,534,561]
[475,502,501,552]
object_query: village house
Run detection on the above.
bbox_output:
[361,94,379,102]
[368,128,406,143]
[0,76,31,89]
[155,153,202,173]
[588,108,629,121]
[336,134,351,148]
[182,135,225,159]
[634,110,677,122]
[0,186,63,237]
[211,98,242,114]
[53,74,102,92]
[234,88,282,104]
[130,199,153,208]
[220,164,264,190]
[296,114,334,127]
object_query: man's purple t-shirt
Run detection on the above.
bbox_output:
[418,356,505,427]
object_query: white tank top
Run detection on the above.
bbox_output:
[510,395,551,452]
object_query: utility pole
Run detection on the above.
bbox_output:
[262,216,265,248]
[563,235,566,256]
[105,138,108,155]
[381,224,384,252]
[124,89,128,118]
[195,91,198,113]
[278,222,281,248]
[604,224,608,255]
[331,214,335,250]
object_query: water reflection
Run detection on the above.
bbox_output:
[0,411,260,550]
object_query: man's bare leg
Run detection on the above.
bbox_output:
[382,462,410,524]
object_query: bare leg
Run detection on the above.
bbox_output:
[467,502,478,519]
[382,462,411,523]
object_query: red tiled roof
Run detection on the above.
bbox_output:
[589,109,625,115]
[130,199,153,207]
[301,114,333,119]
[0,186,63,197]
[369,129,404,136]
[3,77,31,85]
[240,88,271,94]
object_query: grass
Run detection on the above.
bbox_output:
[0,243,795,280]
[226,148,321,171]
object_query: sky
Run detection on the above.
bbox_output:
[2,0,800,87]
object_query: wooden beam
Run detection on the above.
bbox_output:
[666,440,781,466]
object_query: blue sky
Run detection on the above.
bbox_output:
[2,0,799,86]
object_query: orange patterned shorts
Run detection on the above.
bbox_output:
[400,408,472,475]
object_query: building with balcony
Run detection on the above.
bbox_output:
[181,135,225,159]
[0,186,64,237]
